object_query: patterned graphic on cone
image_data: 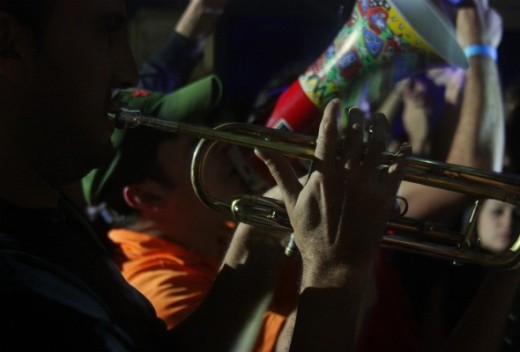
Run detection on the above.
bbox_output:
[266,0,464,135]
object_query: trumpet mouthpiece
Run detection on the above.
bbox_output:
[108,107,142,129]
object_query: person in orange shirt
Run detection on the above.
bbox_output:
[84,74,297,351]
[84,74,243,328]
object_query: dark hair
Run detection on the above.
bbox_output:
[94,128,176,225]
[0,0,57,41]
[85,128,175,252]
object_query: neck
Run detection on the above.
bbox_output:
[128,217,226,260]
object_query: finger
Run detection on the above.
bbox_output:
[254,148,302,210]
[315,99,341,167]
[342,107,365,170]
[364,113,390,170]
[380,144,411,194]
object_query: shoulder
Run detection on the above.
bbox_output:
[0,249,137,351]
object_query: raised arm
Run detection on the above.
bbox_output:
[398,0,505,222]
[175,0,229,42]
[140,0,230,92]
[411,3,518,352]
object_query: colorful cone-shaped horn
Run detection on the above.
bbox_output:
[265,0,468,134]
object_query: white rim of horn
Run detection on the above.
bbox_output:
[389,0,469,69]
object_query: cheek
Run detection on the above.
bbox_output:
[37,59,112,119]
[65,64,112,110]
[478,215,496,237]
[495,214,513,229]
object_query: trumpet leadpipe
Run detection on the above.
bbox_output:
[113,107,316,159]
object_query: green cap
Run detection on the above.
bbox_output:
[82,74,223,205]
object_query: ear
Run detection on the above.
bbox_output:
[0,12,32,84]
[122,184,166,211]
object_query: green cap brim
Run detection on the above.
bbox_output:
[117,74,223,123]
[82,74,223,205]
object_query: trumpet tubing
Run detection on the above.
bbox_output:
[115,109,520,268]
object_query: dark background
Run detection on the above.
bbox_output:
[124,0,520,121]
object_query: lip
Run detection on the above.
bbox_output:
[496,231,512,241]
[105,97,123,123]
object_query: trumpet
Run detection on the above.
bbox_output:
[115,108,520,268]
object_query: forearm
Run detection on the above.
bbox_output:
[175,0,225,41]
[169,224,287,350]
[398,57,505,222]
[276,262,375,352]
[139,33,200,92]
[139,0,228,92]
[447,56,504,171]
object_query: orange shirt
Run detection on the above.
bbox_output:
[109,229,219,329]
[255,258,299,352]
[109,228,292,351]
[255,312,288,352]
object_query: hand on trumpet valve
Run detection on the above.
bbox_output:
[255,99,411,283]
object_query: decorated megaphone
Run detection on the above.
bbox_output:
[231,0,469,194]
[265,0,468,134]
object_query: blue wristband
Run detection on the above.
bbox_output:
[464,44,497,61]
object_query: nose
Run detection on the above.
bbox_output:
[111,44,139,89]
